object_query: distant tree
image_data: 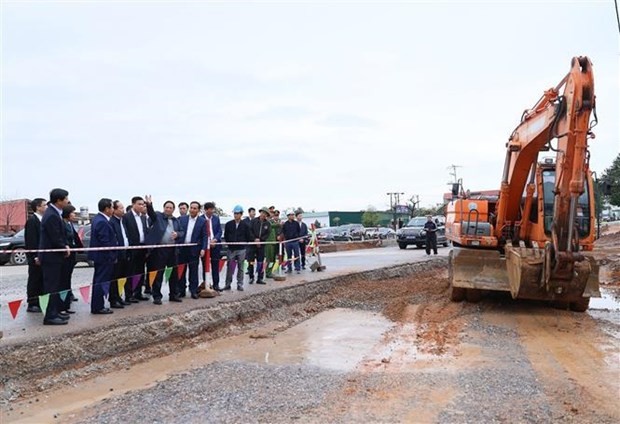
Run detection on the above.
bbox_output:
[333,216,341,227]
[214,206,228,217]
[0,198,24,233]
[361,207,379,227]
[314,219,321,228]
[601,153,620,206]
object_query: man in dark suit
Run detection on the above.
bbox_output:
[203,202,223,291]
[25,198,47,313]
[39,188,70,325]
[88,198,118,315]
[224,205,251,291]
[296,211,309,270]
[144,197,184,305]
[177,201,207,299]
[109,200,131,309]
[122,196,150,302]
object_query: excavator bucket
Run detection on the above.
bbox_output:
[449,248,510,292]
[504,246,599,302]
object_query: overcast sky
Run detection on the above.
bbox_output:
[1,1,618,215]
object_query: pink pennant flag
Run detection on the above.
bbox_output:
[8,299,22,319]
[79,285,91,303]
[131,275,141,290]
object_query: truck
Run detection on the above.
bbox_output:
[445,56,600,311]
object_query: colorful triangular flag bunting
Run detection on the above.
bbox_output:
[177,264,186,280]
[164,266,173,282]
[117,278,126,297]
[59,290,69,302]
[148,270,158,288]
[79,285,91,303]
[39,293,50,314]
[219,258,226,272]
[8,299,22,319]
[131,274,141,290]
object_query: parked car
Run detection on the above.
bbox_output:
[365,227,396,240]
[75,224,93,266]
[0,229,26,265]
[331,224,366,241]
[396,217,448,249]
[316,227,337,243]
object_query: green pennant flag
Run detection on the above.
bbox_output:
[39,294,50,315]
[243,260,249,272]
[59,290,69,302]
[164,266,173,282]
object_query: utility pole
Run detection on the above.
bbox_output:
[387,192,404,230]
[447,164,462,184]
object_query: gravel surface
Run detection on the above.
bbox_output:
[76,361,347,424]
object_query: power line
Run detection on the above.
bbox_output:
[615,0,620,34]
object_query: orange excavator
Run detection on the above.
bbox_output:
[445,56,600,311]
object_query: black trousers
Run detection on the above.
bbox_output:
[150,247,179,300]
[425,235,438,255]
[111,256,130,303]
[299,241,307,268]
[130,248,147,298]
[60,255,76,311]
[178,247,200,295]
[246,245,266,278]
[41,260,63,321]
[27,263,43,307]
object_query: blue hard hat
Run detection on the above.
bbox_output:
[233,205,243,213]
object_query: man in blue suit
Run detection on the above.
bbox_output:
[88,198,118,315]
[177,201,207,299]
[39,188,71,325]
[203,202,223,292]
[144,197,185,305]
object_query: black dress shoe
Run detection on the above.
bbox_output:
[256,279,266,285]
[248,278,254,285]
[223,285,232,291]
[62,309,76,314]
[44,317,68,325]
[153,299,162,305]
[135,295,150,301]
[169,297,183,303]
[92,308,114,315]
[178,292,187,298]
[27,305,42,313]
[110,302,125,309]
[237,286,244,291]
[127,298,140,304]
[191,293,199,299]
[57,314,70,320]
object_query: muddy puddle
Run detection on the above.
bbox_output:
[589,287,620,311]
[6,308,395,423]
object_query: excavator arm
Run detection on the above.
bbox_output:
[495,56,595,258]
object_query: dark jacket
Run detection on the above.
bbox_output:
[88,213,118,264]
[249,217,272,243]
[423,221,437,239]
[282,219,301,241]
[178,215,207,255]
[224,219,250,251]
[298,221,309,243]
[204,214,222,243]
[25,214,42,265]
[110,215,130,260]
[122,210,148,246]
[144,203,184,246]
[39,205,67,264]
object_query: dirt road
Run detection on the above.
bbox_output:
[4,257,618,423]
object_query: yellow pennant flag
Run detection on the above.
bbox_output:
[148,270,158,288]
[117,278,126,297]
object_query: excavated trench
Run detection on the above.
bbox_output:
[1,258,452,405]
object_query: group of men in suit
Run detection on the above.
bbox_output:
[25,188,311,325]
